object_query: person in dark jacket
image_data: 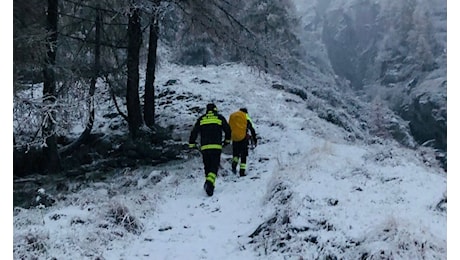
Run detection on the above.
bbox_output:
[231,108,257,177]
[189,103,231,196]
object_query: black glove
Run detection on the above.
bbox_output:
[222,140,231,147]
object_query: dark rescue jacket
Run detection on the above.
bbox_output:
[189,110,231,151]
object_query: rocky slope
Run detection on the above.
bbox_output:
[293,0,447,168]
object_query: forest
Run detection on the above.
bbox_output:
[14,0,308,176]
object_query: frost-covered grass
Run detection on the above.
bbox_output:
[13,61,446,259]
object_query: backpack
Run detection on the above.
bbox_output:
[229,111,248,142]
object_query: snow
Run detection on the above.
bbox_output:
[12,61,448,259]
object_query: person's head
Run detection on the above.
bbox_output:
[240,108,248,114]
[206,103,218,112]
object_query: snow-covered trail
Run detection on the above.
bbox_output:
[101,63,316,259]
[104,151,273,259]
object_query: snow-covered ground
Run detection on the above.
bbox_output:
[12,62,447,259]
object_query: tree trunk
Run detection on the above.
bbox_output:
[126,5,143,138]
[42,0,61,174]
[143,9,160,128]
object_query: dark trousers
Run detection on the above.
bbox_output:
[232,139,249,166]
[202,149,221,177]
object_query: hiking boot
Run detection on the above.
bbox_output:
[231,162,237,174]
[204,172,216,196]
[239,169,246,177]
[204,180,214,196]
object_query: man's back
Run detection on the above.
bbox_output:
[189,104,231,150]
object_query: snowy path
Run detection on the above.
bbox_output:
[103,151,274,260]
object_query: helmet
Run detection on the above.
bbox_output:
[206,103,218,112]
[240,108,248,113]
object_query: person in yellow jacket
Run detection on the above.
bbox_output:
[189,103,231,196]
[229,108,257,177]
